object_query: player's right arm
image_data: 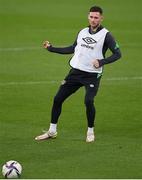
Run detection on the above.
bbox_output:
[43,39,77,54]
[43,41,51,48]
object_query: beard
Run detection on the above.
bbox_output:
[91,23,100,29]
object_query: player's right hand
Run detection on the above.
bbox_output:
[43,41,51,48]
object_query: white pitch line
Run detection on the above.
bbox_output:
[0,42,142,52]
[105,76,142,81]
[0,80,57,86]
[0,77,141,86]
[0,47,41,51]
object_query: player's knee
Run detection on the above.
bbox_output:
[84,98,94,107]
[53,95,63,105]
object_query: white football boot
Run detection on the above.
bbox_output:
[35,131,57,141]
[86,133,95,142]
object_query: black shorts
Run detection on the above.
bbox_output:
[62,68,102,96]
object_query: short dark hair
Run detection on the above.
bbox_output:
[89,6,103,14]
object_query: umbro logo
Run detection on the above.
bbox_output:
[82,37,97,44]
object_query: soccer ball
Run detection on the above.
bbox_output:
[2,160,22,179]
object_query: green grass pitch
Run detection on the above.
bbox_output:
[0,0,142,178]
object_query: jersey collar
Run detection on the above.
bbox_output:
[88,25,104,34]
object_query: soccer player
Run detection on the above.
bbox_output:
[35,6,121,142]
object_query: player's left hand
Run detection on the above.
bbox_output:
[92,59,100,68]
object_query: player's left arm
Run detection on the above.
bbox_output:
[97,32,122,67]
